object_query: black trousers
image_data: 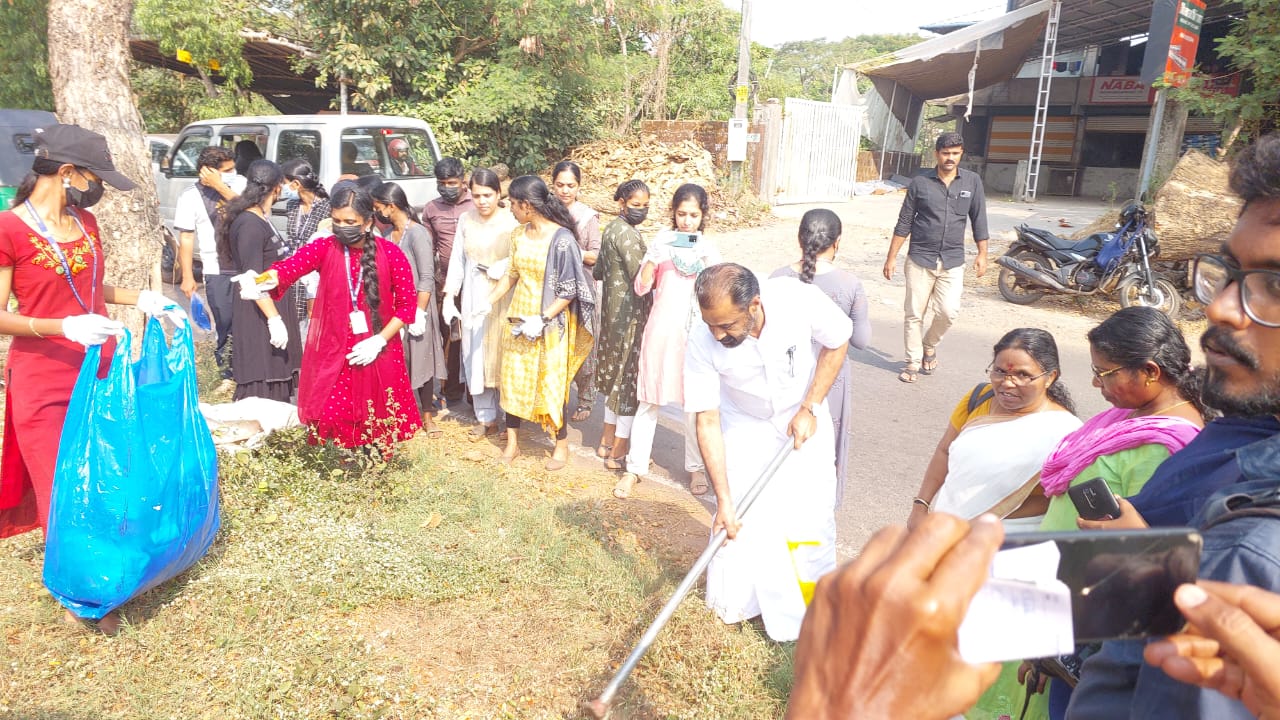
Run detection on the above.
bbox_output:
[206,274,235,380]
[439,292,466,400]
[506,406,569,440]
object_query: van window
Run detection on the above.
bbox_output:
[341,127,437,179]
[278,130,321,170]
[170,132,212,178]
[12,133,36,155]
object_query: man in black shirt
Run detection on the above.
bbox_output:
[882,132,989,383]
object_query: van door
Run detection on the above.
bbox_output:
[156,127,213,235]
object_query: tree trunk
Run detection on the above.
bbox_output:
[47,0,162,338]
[650,28,673,120]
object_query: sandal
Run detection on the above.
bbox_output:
[613,472,640,499]
[544,456,567,472]
[468,423,498,442]
[689,470,710,496]
[604,456,625,471]
[572,404,592,422]
[898,368,918,383]
[595,443,613,458]
[921,351,938,375]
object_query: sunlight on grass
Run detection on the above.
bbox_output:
[0,423,792,719]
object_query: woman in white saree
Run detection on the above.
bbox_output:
[909,328,1082,532]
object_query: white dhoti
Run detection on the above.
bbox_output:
[705,403,838,641]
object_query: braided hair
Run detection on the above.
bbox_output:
[330,183,384,333]
[507,175,580,245]
[281,157,329,199]
[614,179,649,203]
[219,159,284,271]
[797,208,841,283]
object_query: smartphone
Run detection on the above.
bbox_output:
[1000,529,1202,643]
[1068,477,1123,521]
[670,231,700,248]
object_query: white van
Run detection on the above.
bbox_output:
[154,114,443,238]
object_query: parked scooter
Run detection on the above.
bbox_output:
[996,202,1181,318]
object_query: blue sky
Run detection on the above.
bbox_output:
[723,0,1008,47]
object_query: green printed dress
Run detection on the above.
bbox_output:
[592,217,650,416]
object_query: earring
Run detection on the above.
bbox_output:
[1145,377,1154,386]
[62,177,71,188]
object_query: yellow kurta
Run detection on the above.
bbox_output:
[499,226,592,431]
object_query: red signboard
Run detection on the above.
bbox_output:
[1089,77,1156,104]
[1163,0,1206,87]
[1140,0,1206,88]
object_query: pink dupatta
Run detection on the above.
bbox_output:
[1040,405,1201,496]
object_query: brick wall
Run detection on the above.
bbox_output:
[640,119,768,192]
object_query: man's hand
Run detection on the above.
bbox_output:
[180,274,197,299]
[712,501,741,540]
[785,513,1005,720]
[1145,581,1280,719]
[787,405,817,450]
[974,252,988,277]
[883,256,897,281]
[198,165,230,196]
[1076,496,1149,531]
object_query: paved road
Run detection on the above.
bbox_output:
[569,193,1129,557]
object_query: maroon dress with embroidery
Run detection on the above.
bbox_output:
[269,236,421,448]
[0,209,113,538]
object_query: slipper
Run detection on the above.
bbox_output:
[499,449,521,465]
[544,456,567,471]
[468,423,498,442]
[595,443,613,458]
[898,369,918,384]
[921,351,938,375]
[613,472,640,499]
[604,456,625,471]
[572,405,592,422]
[426,428,443,439]
[689,470,710,496]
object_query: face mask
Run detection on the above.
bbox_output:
[280,184,300,202]
[65,174,104,209]
[623,207,648,226]
[374,211,392,225]
[333,224,366,246]
[222,172,240,186]
[438,184,462,204]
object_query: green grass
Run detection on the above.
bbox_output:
[0,424,793,719]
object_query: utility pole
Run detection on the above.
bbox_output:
[729,0,752,189]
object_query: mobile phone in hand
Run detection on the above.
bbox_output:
[1068,477,1123,521]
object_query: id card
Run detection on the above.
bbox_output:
[350,311,369,334]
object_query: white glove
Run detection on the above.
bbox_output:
[232,269,278,300]
[136,289,172,316]
[62,313,124,347]
[485,258,510,280]
[518,315,546,339]
[267,315,289,350]
[346,335,387,366]
[441,298,461,326]
[408,308,428,337]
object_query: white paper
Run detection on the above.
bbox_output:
[957,541,1075,664]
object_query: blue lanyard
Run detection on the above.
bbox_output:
[342,247,362,310]
[24,200,97,313]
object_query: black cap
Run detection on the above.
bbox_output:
[33,123,137,191]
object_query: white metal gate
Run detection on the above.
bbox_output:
[773,98,864,205]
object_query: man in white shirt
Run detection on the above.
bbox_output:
[684,262,851,641]
[174,145,245,380]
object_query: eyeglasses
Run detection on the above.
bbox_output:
[1090,364,1127,381]
[987,364,1052,386]
[1192,254,1280,328]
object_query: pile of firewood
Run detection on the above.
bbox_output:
[1150,150,1242,261]
[550,134,769,231]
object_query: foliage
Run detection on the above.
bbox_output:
[756,34,921,103]
[0,0,54,110]
[1173,0,1280,149]
[131,65,279,133]
[132,0,259,91]
[664,0,743,121]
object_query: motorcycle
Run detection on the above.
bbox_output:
[995,202,1181,318]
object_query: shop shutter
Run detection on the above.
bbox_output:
[988,116,1076,163]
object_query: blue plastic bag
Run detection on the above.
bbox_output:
[43,318,220,619]
[189,293,213,332]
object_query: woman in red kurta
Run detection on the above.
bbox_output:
[239,182,421,449]
[0,124,174,633]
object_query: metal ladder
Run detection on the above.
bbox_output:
[1024,0,1062,202]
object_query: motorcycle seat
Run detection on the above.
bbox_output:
[1021,225,1106,254]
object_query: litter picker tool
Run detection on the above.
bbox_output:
[587,442,794,718]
